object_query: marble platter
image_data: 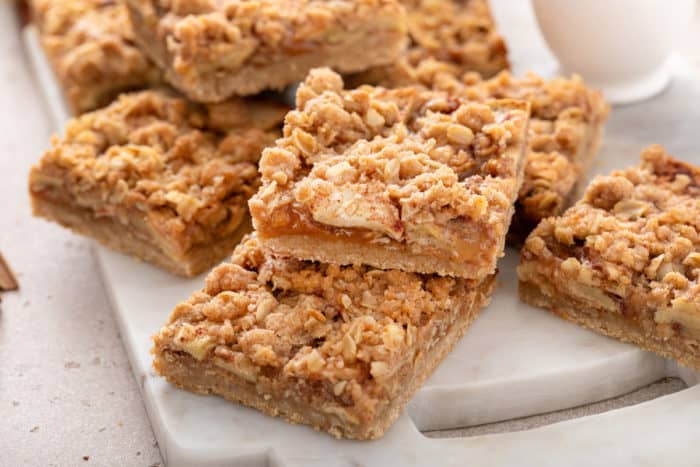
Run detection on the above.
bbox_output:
[24,1,700,464]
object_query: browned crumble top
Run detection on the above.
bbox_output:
[521,146,700,328]
[250,68,529,260]
[351,0,508,85]
[126,0,406,88]
[402,62,610,229]
[402,0,508,75]
[30,90,287,252]
[155,233,482,415]
[31,0,162,114]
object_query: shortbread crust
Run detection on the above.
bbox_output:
[153,234,495,439]
[126,0,407,102]
[29,90,287,277]
[250,68,530,279]
[519,146,700,371]
[30,0,162,114]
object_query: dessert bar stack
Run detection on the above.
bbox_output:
[28,0,409,275]
[152,68,531,439]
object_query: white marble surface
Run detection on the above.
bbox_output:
[3,1,700,466]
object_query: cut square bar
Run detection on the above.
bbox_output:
[29,90,288,277]
[30,0,163,114]
[153,234,496,439]
[519,146,700,371]
[250,68,530,279]
[349,0,509,86]
[125,0,408,102]
[362,62,611,243]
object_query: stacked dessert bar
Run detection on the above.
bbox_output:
[152,68,531,439]
[28,0,408,276]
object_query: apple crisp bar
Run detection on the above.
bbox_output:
[30,0,163,114]
[406,63,610,243]
[125,0,407,102]
[519,146,700,371]
[347,0,509,87]
[153,234,496,439]
[29,90,288,277]
[249,68,530,279]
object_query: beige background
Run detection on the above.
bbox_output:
[1,3,698,466]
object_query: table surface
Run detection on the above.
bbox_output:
[1,2,699,466]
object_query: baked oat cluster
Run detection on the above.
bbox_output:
[154,233,494,439]
[349,0,509,87]
[519,146,700,370]
[30,90,287,276]
[30,0,162,114]
[402,0,508,74]
[251,68,530,278]
[369,59,611,242]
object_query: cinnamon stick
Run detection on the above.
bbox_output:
[0,252,19,291]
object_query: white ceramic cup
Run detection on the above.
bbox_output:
[531,0,695,104]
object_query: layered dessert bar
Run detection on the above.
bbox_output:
[519,146,700,371]
[348,0,509,87]
[29,90,288,277]
[412,64,610,243]
[153,234,496,439]
[125,0,408,102]
[249,68,531,279]
[30,0,162,114]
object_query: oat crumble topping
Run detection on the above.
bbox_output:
[402,0,508,75]
[30,90,287,253]
[31,0,162,113]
